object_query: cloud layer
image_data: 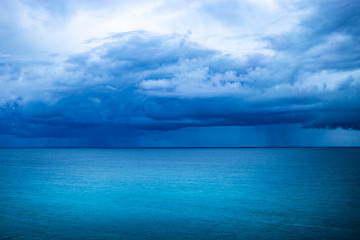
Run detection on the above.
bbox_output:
[0,0,359,145]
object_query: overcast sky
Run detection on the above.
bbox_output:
[0,0,360,147]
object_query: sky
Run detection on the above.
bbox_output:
[0,0,360,147]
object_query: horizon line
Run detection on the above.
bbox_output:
[1,146,360,149]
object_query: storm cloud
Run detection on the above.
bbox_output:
[0,0,359,146]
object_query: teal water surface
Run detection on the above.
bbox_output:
[0,148,359,239]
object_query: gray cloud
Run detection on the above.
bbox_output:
[0,0,359,146]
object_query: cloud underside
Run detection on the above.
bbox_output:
[0,0,360,139]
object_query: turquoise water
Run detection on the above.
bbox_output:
[0,148,359,239]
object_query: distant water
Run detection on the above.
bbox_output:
[0,148,359,239]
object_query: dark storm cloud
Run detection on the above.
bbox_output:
[0,0,359,142]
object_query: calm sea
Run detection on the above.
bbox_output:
[0,148,359,239]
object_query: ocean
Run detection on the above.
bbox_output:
[0,148,359,239]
